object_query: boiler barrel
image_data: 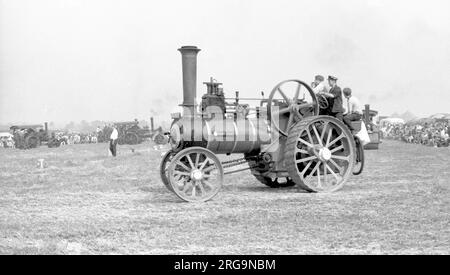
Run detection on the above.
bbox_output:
[171,117,271,154]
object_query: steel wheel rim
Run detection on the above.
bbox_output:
[168,147,223,202]
[352,137,364,175]
[293,118,354,192]
[160,151,174,191]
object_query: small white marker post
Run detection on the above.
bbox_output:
[37,159,45,169]
[36,158,47,183]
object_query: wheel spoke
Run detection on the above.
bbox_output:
[203,164,217,173]
[328,134,344,148]
[326,163,340,181]
[191,184,196,197]
[320,122,329,141]
[195,153,200,168]
[312,124,322,146]
[197,181,206,195]
[296,155,317,164]
[298,103,314,110]
[306,128,314,144]
[326,128,333,147]
[173,171,190,177]
[328,158,344,174]
[182,180,191,193]
[331,155,350,162]
[186,154,195,169]
[272,107,291,117]
[277,87,290,103]
[298,137,314,148]
[295,147,309,154]
[323,162,327,186]
[300,160,314,176]
[199,157,210,170]
[330,145,344,153]
[308,161,321,179]
[202,179,214,190]
[173,173,183,182]
[293,83,301,101]
[176,161,191,172]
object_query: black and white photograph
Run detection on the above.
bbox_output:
[0,0,449,258]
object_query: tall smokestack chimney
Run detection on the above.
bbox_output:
[44,122,48,133]
[178,46,201,116]
[150,117,154,132]
[364,104,370,125]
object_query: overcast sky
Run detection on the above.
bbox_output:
[1,0,449,125]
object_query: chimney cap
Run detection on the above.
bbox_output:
[178,46,201,52]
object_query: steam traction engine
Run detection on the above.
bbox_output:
[149,117,167,145]
[113,121,152,145]
[160,46,358,202]
[10,123,60,149]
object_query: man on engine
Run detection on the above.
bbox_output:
[311,75,328,94]
[312,74,332,115]
[320,76,344,120]
[342,87,362,133]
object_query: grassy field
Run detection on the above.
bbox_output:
[0,140,449,254]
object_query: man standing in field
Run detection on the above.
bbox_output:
[109,125,118,157]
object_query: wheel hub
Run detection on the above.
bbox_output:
[191,169,203,181]
[318,147,332,161]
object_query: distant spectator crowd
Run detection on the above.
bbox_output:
[0,133,14,148]
[1,124,115,149]
[381,121,450,147]
[51,125,114,145]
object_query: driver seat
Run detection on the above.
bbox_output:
[351,120,363,133]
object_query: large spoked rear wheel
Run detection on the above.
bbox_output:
[352,137,365,175]
[125,132,139,145]
[168,147,223,202]
[285,116,355,192]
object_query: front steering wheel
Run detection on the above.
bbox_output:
[267,79,319,136]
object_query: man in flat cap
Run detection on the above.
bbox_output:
[320,76,345,122]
